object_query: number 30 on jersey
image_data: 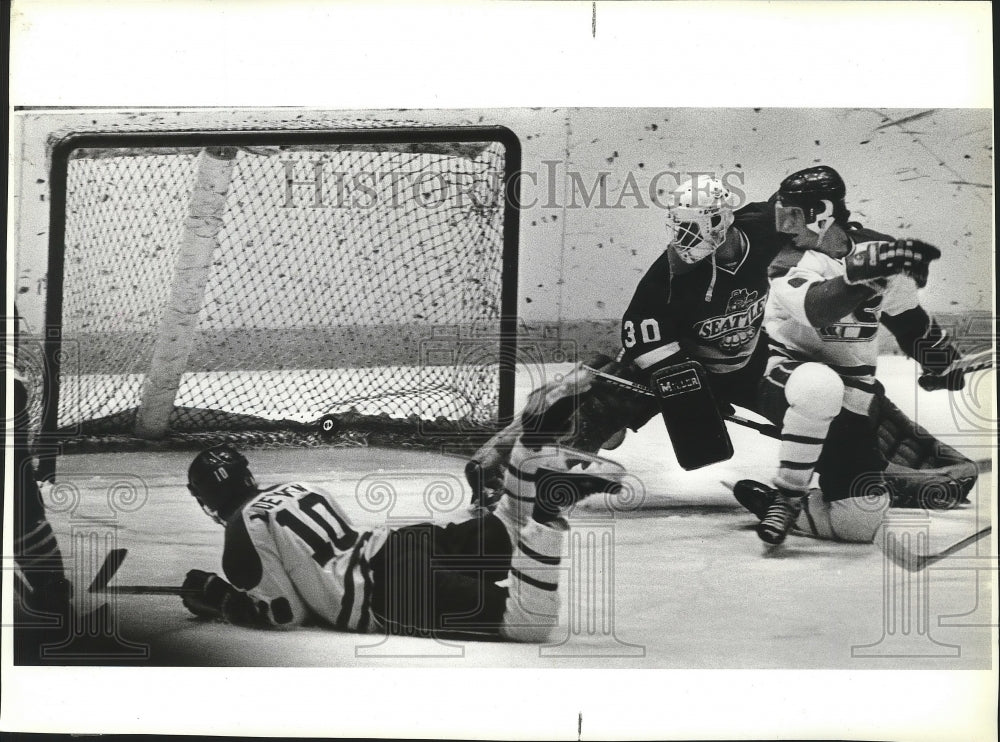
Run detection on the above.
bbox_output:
[623,318,662,348]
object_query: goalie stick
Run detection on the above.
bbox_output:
[583,362,994,472]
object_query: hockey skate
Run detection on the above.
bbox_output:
[732,479,774,520]
[757,490,805,546]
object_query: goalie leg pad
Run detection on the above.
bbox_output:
[874,394,979,507]
[649,360,733,470]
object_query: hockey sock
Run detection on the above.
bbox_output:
[500,517,566,643]
[774,363,844,492]
[775,405,833,492]
[493,440,543,542]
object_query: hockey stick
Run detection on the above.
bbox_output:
[93,585,193,596]
[585,363,995,472]
[918,353,995,391]
[85,549,195,595]
[583,363,783,438]
[87,547,128,593]
[881,525,992,572]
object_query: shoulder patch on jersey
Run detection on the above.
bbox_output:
[223,514,264,591]
[767,246,805,279]
[787,277,809,288]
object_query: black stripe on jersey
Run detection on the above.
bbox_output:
[517,540,561,566]
[504,462,539,486]
[770,340,878,378]
[337,532,371,631]
[510,567,558,592]
[828,363,877,377]
[768,339,809,362]
[767,361,802,386]
[223,514,264,591]
[357,537,375,633]
[781,433,826,445]
[779,460,817,471]
[842,376,879,392]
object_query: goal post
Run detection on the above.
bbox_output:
[37,125,521,478]
[135,146,239,439]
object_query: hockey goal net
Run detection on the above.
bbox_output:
[27,124,520,467]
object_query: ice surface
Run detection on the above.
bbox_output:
[33,357,996,668]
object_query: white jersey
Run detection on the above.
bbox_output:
[222,482,390,631]
[765,234,920,413]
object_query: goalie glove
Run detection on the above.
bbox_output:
[844,239,940,288]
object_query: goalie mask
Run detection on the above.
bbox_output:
[665,178,736,264]
[188,445,258,525]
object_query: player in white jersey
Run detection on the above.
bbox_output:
[731,166,974,546]
[181,425,625,641]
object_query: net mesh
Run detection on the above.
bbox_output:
[47,135,513,451]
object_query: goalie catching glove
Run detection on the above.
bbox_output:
[844,239,940,288]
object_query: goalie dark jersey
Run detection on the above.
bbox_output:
[621,200,789,378]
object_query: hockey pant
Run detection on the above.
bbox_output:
[369,512,567,643]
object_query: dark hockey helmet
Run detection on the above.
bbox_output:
[776,165,851,226]
[187,445,257,524]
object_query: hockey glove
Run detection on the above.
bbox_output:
[844,239,940,288]
[181,569,235,619]
[915,324,965,392]
[918,367,966,392]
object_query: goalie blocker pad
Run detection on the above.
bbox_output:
[650,360,734,470]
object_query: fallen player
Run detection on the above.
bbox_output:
[180,429,624,640]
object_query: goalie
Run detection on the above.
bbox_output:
[469,176,790,502]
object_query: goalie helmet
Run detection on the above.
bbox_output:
[665,178,736,264]
[187,445,258,525]
[775,165,850,237]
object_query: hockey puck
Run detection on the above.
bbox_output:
[318,415,341,437]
